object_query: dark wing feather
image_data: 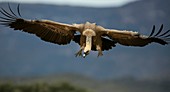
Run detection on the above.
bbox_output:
[99,25,169,47]
[0,5,80,45]
[100,37,116,51]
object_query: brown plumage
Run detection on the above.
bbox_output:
[0,4,169,58]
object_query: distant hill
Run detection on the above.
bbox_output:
[0,0,170,81]
[1,74,170,92]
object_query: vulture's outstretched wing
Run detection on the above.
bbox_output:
[100,25,170,46]
[0,4,80,45]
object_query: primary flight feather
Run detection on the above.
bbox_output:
[0,4,169,58]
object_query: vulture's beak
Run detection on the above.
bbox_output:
[83,51,89,58]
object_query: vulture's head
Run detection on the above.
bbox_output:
[82,29,96,58]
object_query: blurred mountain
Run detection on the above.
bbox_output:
[0,0,170,81]
[0,74,170,92]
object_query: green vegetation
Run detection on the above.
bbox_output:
[0,82,88,92]
[0,75,169,92]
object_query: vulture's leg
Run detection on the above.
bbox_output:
[95,36,103,57]
[75,35,86,57]
[75,46,85,57]
[96,45,103,57]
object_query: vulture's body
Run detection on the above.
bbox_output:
[0,4,169,58]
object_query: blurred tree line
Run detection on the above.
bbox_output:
[0,82,89,92]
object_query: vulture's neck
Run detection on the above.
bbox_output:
[84,36,92,52]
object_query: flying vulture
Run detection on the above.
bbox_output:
[0,4,170,58]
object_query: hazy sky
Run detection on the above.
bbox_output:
[0,0,138,7]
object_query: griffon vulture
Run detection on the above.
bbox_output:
[0,4,169,58]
